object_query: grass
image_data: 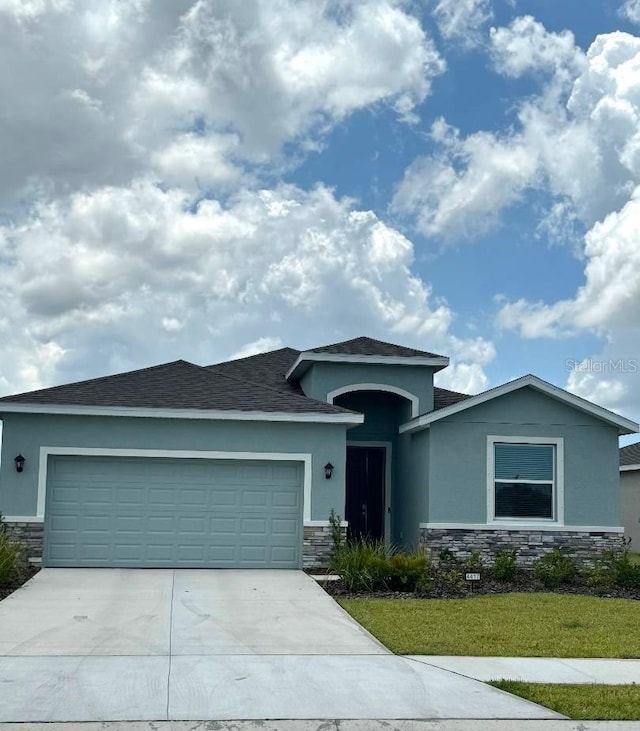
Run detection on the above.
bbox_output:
[338,593,640,657]
[630,552,640,566]
[490,681,640,720]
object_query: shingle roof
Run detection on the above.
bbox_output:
[433,387,471,411]
[308,336,446,359]
[620,441,640,467]
[207,348,302,395]
[0,359,352,415]
[0,339,461,416]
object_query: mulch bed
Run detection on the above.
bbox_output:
[320,571,640,601]
[0,566,40,601]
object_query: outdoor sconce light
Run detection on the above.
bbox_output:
[324,462,334,480]
[14,454,25,473]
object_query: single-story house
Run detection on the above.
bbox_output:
[620,442,640,551]
[0,336,637,569]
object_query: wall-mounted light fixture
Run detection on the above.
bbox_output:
[14,454,25,473]
[324,462,334,480]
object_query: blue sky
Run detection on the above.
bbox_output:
[0,0,639,441]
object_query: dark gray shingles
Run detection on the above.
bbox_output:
[308,336,446,359]
[206,347,302,394]
[433,387,471,411]
[620,441,640,466]
[0,359,352,415]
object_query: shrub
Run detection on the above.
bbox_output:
[0,532,29,584]
[415,570,434,594]
[437,567,465,594]
[533,550,577,588]
[329,538,392,592]
[330,541,432,592]
[587,547,640,590]
[492,548,518,582]
[438,547,460,568]
[462,551,484,573]
[375,550,431,592]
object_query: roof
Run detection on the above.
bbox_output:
[286,336,450,380]
[0,359,361,422]
[620,442,640,470]
[207,348,303,396]
[400,374,639,436]
[309,336,446,359]
[433,387,471,411]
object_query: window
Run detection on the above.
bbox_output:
[488,439,563,522]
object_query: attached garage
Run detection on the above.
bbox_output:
[44,455,304,568]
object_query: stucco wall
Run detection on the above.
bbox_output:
[0,413,349,522]
[621,469,640,550]
[427,387,621,527]
[396,429,429,548]
[300,361,434,417]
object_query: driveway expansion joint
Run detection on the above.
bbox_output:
[166,569,176,721]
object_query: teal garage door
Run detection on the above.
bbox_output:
[44,456,303,568]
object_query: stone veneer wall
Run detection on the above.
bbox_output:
[303,524,346,570]
[420,526,625,567]
[3,522,44,562]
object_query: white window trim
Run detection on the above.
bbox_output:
[22,446,313,523]
[486,435,564,526]
[328,384,419,418]
[347,440,393,540]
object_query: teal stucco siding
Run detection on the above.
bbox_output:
[427,387,621,527]
[0,413,349,522]
[396,429,429,548]
[300,361,434,417]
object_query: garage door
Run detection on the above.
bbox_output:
[44,456,303,568]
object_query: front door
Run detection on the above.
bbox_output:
[345,445,385,541]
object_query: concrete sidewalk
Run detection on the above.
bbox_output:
[409,656,640,684]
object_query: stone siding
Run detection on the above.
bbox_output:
[303,523,346,570]
[2,522,44,561]
[420,526,625,567]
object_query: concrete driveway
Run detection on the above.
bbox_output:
[0,569,561,722]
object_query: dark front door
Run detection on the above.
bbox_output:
[345,446,385,541]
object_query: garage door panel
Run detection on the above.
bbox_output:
[210,490,239,507]
[242,491,268,507]
[45,456,303,568]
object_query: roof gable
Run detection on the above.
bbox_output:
[400,374,639,435]
[309,336,446,359]
[286,336,449,380]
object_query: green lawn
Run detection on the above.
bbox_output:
[490,681,640,720]
[630,552,640,566]
[339,593,640,657]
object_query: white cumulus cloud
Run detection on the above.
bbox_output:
[620,0,640,24]
[0,0,444,206]
[0,181,493,395]
[431,0,492,48]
